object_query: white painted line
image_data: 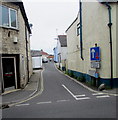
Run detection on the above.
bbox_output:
[16,103,30,107]
[113,94,118,96]
[29,90,37,97]
[57,100,70,102]
[62,84,75,98]
[37,101,52,104]
[75,94,86,97]
[92,93,106,96]
[54,63,97,93]
[76,97,90,100]
[96,95,110,98]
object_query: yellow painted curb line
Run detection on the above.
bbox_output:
[1,89,21,96]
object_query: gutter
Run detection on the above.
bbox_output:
[25,26,29,84]
[104,2,113,88]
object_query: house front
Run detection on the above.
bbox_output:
[0,1,33,93]
[54,35,67,71]
[53,47,58,63]
[66,1,118,88]
[58,35,67,71]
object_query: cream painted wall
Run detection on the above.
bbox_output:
[67,18,81,72]
[67,2,117,79]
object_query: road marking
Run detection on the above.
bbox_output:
[62,84,90,101]
[9,70,44,107]
[96,95,110,98]
[92,92,118,97]
[37,101,52,104]
[57,100,70,102]
[92,93,106,95]
[62,84,75,98]
[15,103,30,107]
[76,97,90,100]
[55,63,97,93]
[29,90,38,97]
[113,94,118,96]
[75,94,86,97]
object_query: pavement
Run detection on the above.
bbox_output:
[1,69,42,109]
[0,67,118,109]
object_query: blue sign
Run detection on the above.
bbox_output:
[90,47,100,61]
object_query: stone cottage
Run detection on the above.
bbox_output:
[0,0,33,93]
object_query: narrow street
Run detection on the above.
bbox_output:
[3,62,117,118]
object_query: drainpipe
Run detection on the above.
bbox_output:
[25,25,29,84]
[104,2,113,88]
[79,0,84,60]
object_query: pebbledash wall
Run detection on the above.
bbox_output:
[0,2,33,93]
[66,2,118,88]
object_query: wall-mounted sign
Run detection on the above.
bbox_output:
[90,47,100,61]
[91,61,100,69]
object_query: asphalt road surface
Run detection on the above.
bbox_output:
[2,62,117,119]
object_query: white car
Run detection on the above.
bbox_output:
[42,57,48,63]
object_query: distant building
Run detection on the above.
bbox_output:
[40,49,49,59]
[54,35,67,71]
[31,50,42,69]
[47,55,54,61]
[66,1,118,88]
[53,47,58,63]
[31,50,42,57]
[0,1,32,93]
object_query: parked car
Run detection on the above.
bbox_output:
[42,57,48,63]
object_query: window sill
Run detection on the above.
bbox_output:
[0,26,19,31]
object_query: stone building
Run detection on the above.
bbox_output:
[66,1,118,88]
[0,1,33,93]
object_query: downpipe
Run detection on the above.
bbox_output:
[104,2,113,89]
[79,1,84,60]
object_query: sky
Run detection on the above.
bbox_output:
[22,0,79,54]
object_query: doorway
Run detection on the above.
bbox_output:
[2,57,17,90]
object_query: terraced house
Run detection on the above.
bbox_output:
[0,0,33,93]
[66,1,118,88]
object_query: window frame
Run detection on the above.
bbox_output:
[0,5,18,29]
[9,8,18,29]
[1,5,9,27]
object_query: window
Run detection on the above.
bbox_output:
[0,5,17,29]
[2,6,9,27]
[77,23,80,36]
[10,9,17,28]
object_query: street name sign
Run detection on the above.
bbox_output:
[90,47,100,61]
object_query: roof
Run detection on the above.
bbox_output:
[66,17,78,33]
[40,50,49,56]
[31,50,42,57]
[47,55,54,59]
[58,35,67,47]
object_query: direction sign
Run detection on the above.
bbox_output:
[90,47,100,61]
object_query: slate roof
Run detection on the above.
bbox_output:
[31,50,42,57]
[58,35,67,47]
